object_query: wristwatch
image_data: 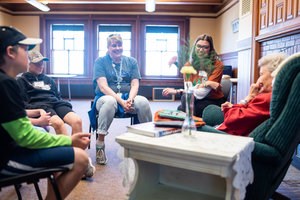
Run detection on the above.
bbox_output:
[240,99,248,105]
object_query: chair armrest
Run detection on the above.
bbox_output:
[252,142,282,165]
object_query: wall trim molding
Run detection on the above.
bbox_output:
[219,51,238,61]
[237,37,252,51]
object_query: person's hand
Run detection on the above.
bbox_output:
[245,83,261,102]
[124,98,134,113]
[71,133,91,150]
[168,56,178,66]
[221,101,233,111]
[206,81,221,90]
[39,109,47,115]
[249,83,260,95]
[162,88,177,96]
[195,84,203,89]
[121,99,132,113]
[36,112,51,126]
[257,81,268,94]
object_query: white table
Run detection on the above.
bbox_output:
[116,131,254,200]
[47,74,76,101]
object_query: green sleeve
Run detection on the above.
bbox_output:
[2,117,72,149]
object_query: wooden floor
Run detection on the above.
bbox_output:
[1,99,300,200]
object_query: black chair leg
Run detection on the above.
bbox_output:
[132,115,139,124]
[88,124,91,149]
[14,184,22,200]
[48,174,62,200]
[33,181,43,200]
[131,116,134,125]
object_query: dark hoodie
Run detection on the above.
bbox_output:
[17,72,72,110]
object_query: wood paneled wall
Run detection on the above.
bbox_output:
[252,0,300,83]
[258,0,300,38]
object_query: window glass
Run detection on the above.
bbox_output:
[97,25,132,57]
[145,26,179,76]
[51,24,84,75]
[45,17,188,80]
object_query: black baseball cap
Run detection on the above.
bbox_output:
[0,26,42,52]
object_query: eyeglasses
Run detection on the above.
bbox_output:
[197,45,210,50]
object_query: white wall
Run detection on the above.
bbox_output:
[236,0,254,102]
[189,18,217,45]
[215,3,239,54]
[190,3,239,54]
[238,1,253,41]
[12,16,40,39]
[0,10,13,25]
[0,12,41,50]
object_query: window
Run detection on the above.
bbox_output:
[44,15,189,85]
[51,24,85,75]
[97,25,132,57]
[144,26,179,76]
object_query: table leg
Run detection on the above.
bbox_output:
[57,79,60,92]
[128,160,160,200]
[68,78,71,101]
[225,177,234,200]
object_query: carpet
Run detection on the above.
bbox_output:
[1,99,300,200]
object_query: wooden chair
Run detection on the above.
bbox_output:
[0,167,68,200]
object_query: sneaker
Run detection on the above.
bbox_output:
[96,145,108,165]
[84,157,96,178]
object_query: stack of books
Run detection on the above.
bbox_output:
[127,122,181,137]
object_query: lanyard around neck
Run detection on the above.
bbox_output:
[112,59,123,93]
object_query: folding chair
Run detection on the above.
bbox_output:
[0,167,68,200]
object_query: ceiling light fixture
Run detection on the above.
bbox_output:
[26,0,50,12]
[145,0,155,13]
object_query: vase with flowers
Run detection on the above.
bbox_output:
[180,66,197,136]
